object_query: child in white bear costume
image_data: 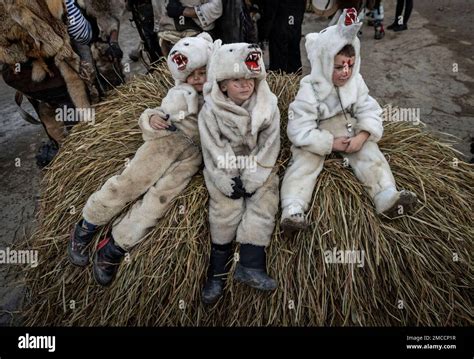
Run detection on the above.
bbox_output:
[280,9,417,232]
[198,41,280,304]
[68,33,213,286]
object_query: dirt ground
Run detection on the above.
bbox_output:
[0,0,472,325]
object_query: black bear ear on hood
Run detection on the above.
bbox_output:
[304,8,362,99]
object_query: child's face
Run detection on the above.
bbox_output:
[219,78,255,105]
[332,54,355,87]
[186,67,207,93]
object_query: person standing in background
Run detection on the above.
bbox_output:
[65,0,93,45]
[157,0,223,56]
[259,0,306,74]
[215,0,259,44]
[128,0,163,64]
[387,0,412,32]
[365,0,385,40]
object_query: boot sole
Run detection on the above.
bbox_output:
[281,218,308,235]
[233,270,277,291]
[201,294,221,305]
[392,26,408,32]
[202,297,218,305]
[374,32,385,40]
[383,191,417,218]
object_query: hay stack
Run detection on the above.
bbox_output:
[22,63,473,326]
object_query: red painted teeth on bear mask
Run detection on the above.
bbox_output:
[172,53,188,71]
[345,8,358,25]
[245,52,261,72]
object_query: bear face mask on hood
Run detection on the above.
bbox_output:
[204,40,276,135]
[305,8,363,101]
[205,41,266,85]
[139,33,214,140]
[167,32,214,85]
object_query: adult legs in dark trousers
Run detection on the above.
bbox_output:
[388,0,413,32]
[216,0,258,44]
[264,0,306,74]
[128,0,163,64]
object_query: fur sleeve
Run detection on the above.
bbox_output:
[139,85,198,141]
[353,76,383,142]
[240,107,281,194]
[287,80,334,156]
[138,108,171,141]
[161,84,199,122]
[198,103,239,197]
[194,0,223,28]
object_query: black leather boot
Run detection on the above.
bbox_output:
[387,22,396,30]
[234,244,277,291]
[67,219,98,267]
[201,243,233,305]
[92,233,126,286]
[393,23,408,32]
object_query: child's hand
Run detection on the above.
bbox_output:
[332,137,349,152]
[150,114,170,130]
[343,131,370,153]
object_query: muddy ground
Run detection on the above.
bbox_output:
[0,0,472,325]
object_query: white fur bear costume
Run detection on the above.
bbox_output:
[82,33,213,250]
[280,10,417,229]
[198,41,281,247]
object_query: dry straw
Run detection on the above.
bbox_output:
[21,63,473,326]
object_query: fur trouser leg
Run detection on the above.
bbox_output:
[280,145,325,212]
[82,134,187,226]
[204,169,244,245]
[344,141,397,211]
[236,172,279,247]
[281,141,397,214]
[204,170,279,247]
[112,146,202,250]
[281,114,354,213]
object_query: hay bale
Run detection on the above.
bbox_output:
[22,63,473,326]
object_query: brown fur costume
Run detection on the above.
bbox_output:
[0,0,90,111]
